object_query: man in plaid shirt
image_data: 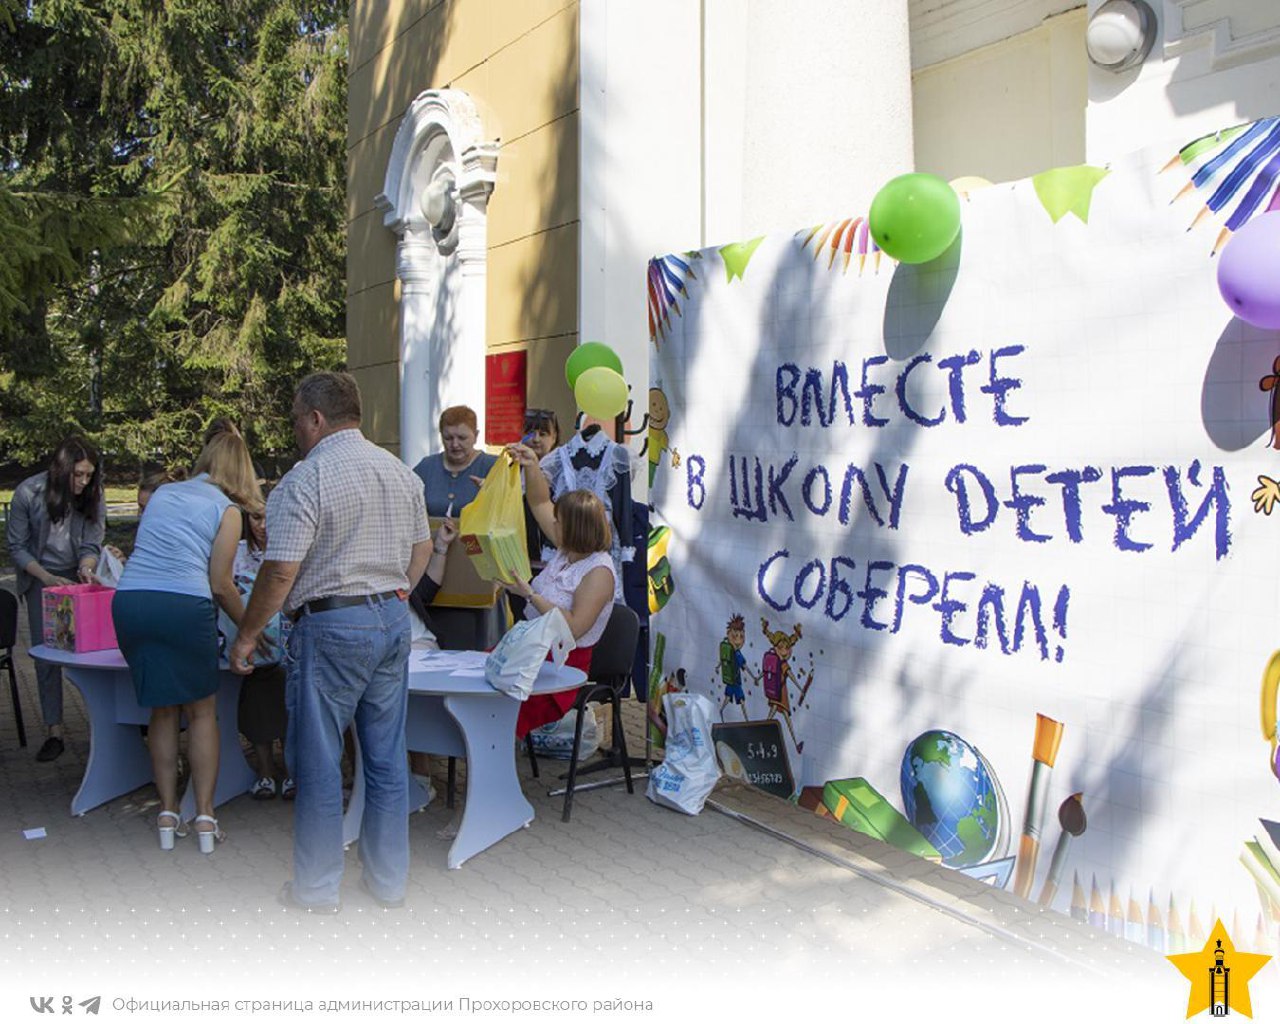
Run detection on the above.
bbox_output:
[232,371,432,912]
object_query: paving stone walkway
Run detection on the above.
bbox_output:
[0,573,1211,1021]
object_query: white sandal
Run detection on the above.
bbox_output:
[192,814,226,854]
[156,810,187,851]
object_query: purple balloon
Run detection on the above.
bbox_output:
[1218,210,1280,328]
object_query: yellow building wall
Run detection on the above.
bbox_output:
[912,9,1086,185]
[347,0,581,451]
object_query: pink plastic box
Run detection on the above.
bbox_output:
[42,583,118,653]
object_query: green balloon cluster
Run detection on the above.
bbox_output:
[575,366,628,420]
[566,341,627,420]
[565,341,623,388]
[868,173,962,264]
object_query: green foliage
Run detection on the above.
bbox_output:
[0,0,347,467]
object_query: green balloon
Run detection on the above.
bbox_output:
[868,173,962,264]
[574,366,629,421]
[565,341,623,389]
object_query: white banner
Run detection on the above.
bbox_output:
[648,124,1280,948]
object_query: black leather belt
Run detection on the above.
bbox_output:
[293,590,402,620]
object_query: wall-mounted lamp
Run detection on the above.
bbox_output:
[421,175,457,235]
[1086,0,1156,73]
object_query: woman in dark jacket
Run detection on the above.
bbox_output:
[6,436,106,761]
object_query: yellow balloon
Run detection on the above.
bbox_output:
[949,175,994,195]
[574,366,629,420]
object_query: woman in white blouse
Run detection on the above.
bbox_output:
[501,444,616,737]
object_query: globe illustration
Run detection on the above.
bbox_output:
[900,730,1000,868]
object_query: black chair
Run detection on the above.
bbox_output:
[0,589,28,747]
[558,603,641,822]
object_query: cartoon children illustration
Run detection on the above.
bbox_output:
[1254,356,1280,515]
[717,613,757,720]
[645,386,680,488]
[760,618,814,753]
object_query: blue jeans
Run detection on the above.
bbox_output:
[284,598,410,906]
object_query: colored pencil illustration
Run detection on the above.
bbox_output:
[1071,871,1088,923]
[1163,117,1280,252]
[1189,901,1206,949]
[1147,889,1165,953]
[1168,896,1187,953]
[1089,875,1106,930]
[1109,881,1124,938]
[800,214,880,276]
[1126,889,1145,944]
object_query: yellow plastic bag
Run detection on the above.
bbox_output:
[458,455,532,585]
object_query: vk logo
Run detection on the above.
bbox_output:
[29,997,53,1014]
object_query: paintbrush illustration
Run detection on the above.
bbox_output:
[1012,713,1064,899]
[1037,792,1086,908]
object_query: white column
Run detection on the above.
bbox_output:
[377,90,497,466]
[397,231,438,469]
[451,143,499,444]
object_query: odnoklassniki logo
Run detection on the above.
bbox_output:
[1167,920,1271,1018]
[29,995,100,1015]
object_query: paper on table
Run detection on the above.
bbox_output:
[409,649,489,673]
[23,827,47,840]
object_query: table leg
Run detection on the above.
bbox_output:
[343,732,437,849]
[63,667,153,817]
[179,671,257,821]
[442,693,532,869]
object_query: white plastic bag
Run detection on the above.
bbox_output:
[485,607,575,700]
[646,692,721,815]
[95,549,125,589]
[529,704,600,760]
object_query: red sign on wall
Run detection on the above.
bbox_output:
[485,349,528,445]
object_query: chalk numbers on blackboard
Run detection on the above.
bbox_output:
[747,742,780,760]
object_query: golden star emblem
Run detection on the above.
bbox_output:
[1167,918,1271,1018]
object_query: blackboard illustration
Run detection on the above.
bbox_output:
[716,613,757,720]
[644,387,680,489]
[1163,117,1280,255]
[799,213,881,275]
[711,720,795,799]
[759,618,814,754]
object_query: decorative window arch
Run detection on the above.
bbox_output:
[376,89,499,467]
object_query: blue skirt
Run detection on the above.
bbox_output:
[113,591,220,708]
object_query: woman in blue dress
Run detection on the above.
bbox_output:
[113,429,263,853]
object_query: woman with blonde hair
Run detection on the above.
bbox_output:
[112,427,264,852]
[502,445,617,737]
